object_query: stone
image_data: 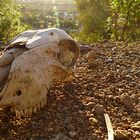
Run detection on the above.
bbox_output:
[86,102,95,109]
[115,130,128,140]
[55,126,62,132]
[120,93,133,108]
[90,133,97,140]
[89,117,98,125]
[79,44,91,53]
[132,121,140,131]
[69,131,77,138]
[33,137,48,140]
[94,104,104,115]
[78,110,84,114]
[136,107,140,118]
[86,51,96,62]
[79,137,85,140]
[66,124,76,131]
[0,137,5,140]
[51,133,73,140]
[89,59,103,68]
[47,127,54,132]
[64,117,73,125]
[135,131,140,138]
[105,57,114,63]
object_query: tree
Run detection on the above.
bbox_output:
[107,0,140,41]
[75,0,110,43]
[0,0,28,43]
[75,0,140,43]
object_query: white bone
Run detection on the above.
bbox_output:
[0,28,79,117]
[20,110,24,116]
[34,106,37,113]
[24,109,28,117]
[15,110,21,118]
[37,104,41,111]
[10,30,38,45]
[41,102,44,108]
[29,108,32,116]
[44,96,47,106]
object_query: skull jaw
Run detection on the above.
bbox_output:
[0,66,72,118]
[0,68,51,117]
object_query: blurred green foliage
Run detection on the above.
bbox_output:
[108,0,140,41]
[75,0,140,43]
[21,8,54,29]
[0,0,77,44]
[21,7,78,33]
[0,0,28,43]
[0,0,139,44]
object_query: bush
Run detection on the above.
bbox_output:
[0,0,28,43]
[75,0,140,42]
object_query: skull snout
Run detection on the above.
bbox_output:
[0,85,9,107]
[0,95,9,107]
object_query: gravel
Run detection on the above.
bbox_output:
[0,41,140,140]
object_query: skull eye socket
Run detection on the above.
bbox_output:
[49,32,53,36]
[16,90,22,96]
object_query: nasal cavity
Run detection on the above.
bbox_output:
[16,90,22,96]
[49,32,53,36]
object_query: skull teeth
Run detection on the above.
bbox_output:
[44,96,47,106]
[41,102,44,108]
[34,106,37,113]
[15,110,21,118]
[24,109,28,117]
[20,110,24,116]
[37,104,40,111]
[15,97,47,117]
[29,108,32,116]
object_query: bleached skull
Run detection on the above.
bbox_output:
[0,28,79,117]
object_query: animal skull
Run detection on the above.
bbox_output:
[0,28,79,117]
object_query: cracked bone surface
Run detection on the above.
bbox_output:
[0,28,79,117]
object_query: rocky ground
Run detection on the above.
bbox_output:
[0,41,140,140]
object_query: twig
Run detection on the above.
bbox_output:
[104,113,114,140]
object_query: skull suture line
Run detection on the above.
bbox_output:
[0,28,79,117]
